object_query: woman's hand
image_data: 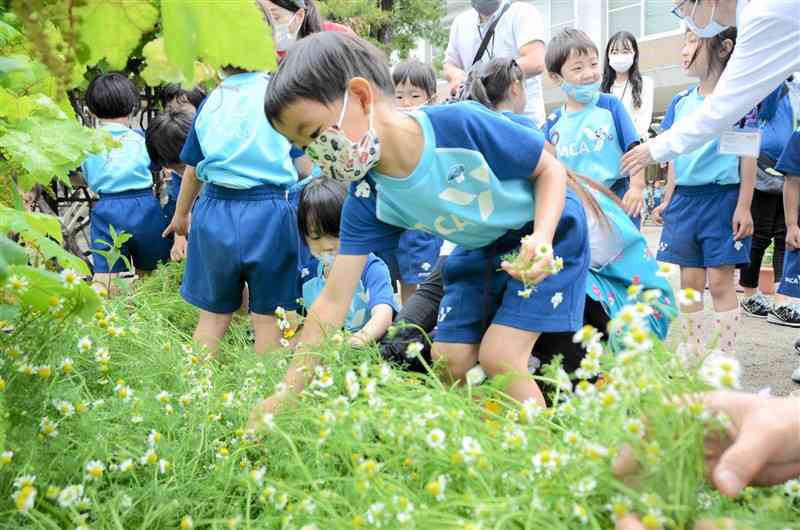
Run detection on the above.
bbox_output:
[621,142,656,178]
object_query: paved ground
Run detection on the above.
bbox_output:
[642,225,800,397]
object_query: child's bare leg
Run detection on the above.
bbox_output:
[194,310,233,358]
[251,312,283,355]
[431,342,478,384]
[479,324,545,406]
[238,285,250,315]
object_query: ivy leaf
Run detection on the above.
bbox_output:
[75,0,159,70]
[140,37,216,88]
[161,0,276,80]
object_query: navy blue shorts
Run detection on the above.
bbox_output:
[181,184,302,315]
[162,176,181,221]
[778,248,800,298]
[435,193,589,344]
[378,230,442,285]
[609,177,641,229]
[657,183,751,269]
[90,189,172,273]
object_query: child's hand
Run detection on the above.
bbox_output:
[732,206,753,241]
[348,333,368,348]
[650,202,667,225]
[621,183,644,218]
[787,225,800,250]
[501,233,559,285]
[163,213,190,238]
[171,235,188,261]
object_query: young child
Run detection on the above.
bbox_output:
[543,29,645,227]
[654,28,755,360]
[144,108,195,261]
[776,128,800,382]
[81,73,171,288]
[298,178,397,346]
[162,69,302,357]
[159,83,206,111]
[466,57,537,130]
[249,31,593,424]
[377,59,444,303]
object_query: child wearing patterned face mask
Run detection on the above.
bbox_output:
[544,28,646,227]
[601,31,654,139]
[298,178,397,348]
[247,32,600,425]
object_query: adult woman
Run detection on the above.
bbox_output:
[258,0,353,56]
[601,31,654,138]
[621,0,800,177]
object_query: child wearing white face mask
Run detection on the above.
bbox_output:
[298,178,397,348]
[601,31,655,139]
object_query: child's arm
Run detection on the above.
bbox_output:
[733,157,756,241]
[248,254,367,427]
[501,148,566,285]
[163,166,202,238]
[350,304,394,347]
[294,155,314,178]
[622,168,647,218]
[784,176,800,249]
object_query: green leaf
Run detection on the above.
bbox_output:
[161,0,277,80]
[7,264,101,321]
[75,0,159,70]
[0,235,28,266]
[140,37,217,88]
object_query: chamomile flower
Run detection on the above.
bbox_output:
[583,442,609,461]
[519,398,542,424]
[605,496,633,522]
[531,449,564,474]
[57,485,84,508]
[656,263,677,278]
[405,341,424,359]
[147,430,162,446]
[250,466,266,487]
[312,366,334,389]
[36,365,51,379]
[84,460,105,481]
[426,428,446,450]
[563,431,580,446]
[140,448,158,465]
[425,474,448,501]
[784,479,800,498]
[59,357,74,374]
[118,458,135,473]
[571,477,597,497]
[572,503,590,524]
[572,325,601,347]
[623,326,653,352]
[39,416,58,438]
[13,475,36,489]
[12,484,36,513]
[60,268,80,288]
[180,515,194,529]
[115,383,133,401]
[501,425,527,450]
[624,418,647,438]
[95,347,110,363]
[53,399,75,417]
[6,274,29,294]
[459,436,482,463]
[77,336,92,353]
[156,390,171,404]
[0,450,13,465]
[677,287,701,306]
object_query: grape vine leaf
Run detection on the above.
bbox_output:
[75,0,159,70]
[161,0,277,80]
[140,37,216,88]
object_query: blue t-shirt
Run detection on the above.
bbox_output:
[543,93,639,189]
[180,72,297,189]
[339,101,546,254]
[778,128,800,176]
[301,253,398,332]
[759,87,795,161]
[662,87,741,186]
[82,123,153,194]
[500,111,538,130]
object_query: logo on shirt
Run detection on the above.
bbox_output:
[446,164,466,184]
[355,181,371,199]
[554,126,615,159]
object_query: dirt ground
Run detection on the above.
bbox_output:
[642,225,800,397]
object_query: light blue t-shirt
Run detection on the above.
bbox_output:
[543,93,639,189]
[81,123,152,194]
[339,102,545,254]
[301,254,398,332]
[662,87,741,186]
[180,72,297,189]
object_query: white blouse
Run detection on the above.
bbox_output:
[611,75,654,139]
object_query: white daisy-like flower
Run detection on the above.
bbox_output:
[572,325,601,346]
[676,287,702,306]
[57,484,84,508]
[250,466,266,487]
[1,450,14,465]
[95,347,110,363]
[6,274,29,294]
[624,418,647,438]
[571,477,597,497]
[156,390,171,404]
[13,475,36,489]
[460,436,482,463]
[59,357,74,374]
[405,341,424,359]
[53,399,75,417]
[520,398,542,424]
[12,484,36,513]
[60,268,80,288]
[531,449,564,474]
[425,474,448,501]
[84,460,105,481]
[655,263,677,278]
[425,428,446,450]
[77,336,92,353]
[563,430,580,446]
[784,479,800,498]
[118,458,135,473]
[313,366,334,389]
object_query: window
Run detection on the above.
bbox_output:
[607,0,680,39]
[529,0,575,38]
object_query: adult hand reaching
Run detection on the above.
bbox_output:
[621,143,656,180]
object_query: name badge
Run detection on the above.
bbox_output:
[718,129,762,158]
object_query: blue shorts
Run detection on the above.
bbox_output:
[162,176,181,221]
[778,248,800,298]
[435,192,589,344]
[609,177,641,229]
[657,183,751,269]
[90,189,172,273]
[378,230,442,285]
[181,184,302,315]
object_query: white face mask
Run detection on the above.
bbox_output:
[685,0,729,38]
[609,53,635,73]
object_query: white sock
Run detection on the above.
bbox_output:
[714,308,741,356]
[679,310,706,356]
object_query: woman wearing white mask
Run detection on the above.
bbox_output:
[258,0,353,59]
[601,31,655,139]
[621,0,800,177]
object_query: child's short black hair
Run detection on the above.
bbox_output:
[298,178,348,238]
[85,73,140,119]
[145,109,195,168]
[545,28,599,76]
[159,83,207,110]
[265,32,394,124]
[392,60,437,98]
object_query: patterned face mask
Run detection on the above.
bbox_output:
[306,91,381,183]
